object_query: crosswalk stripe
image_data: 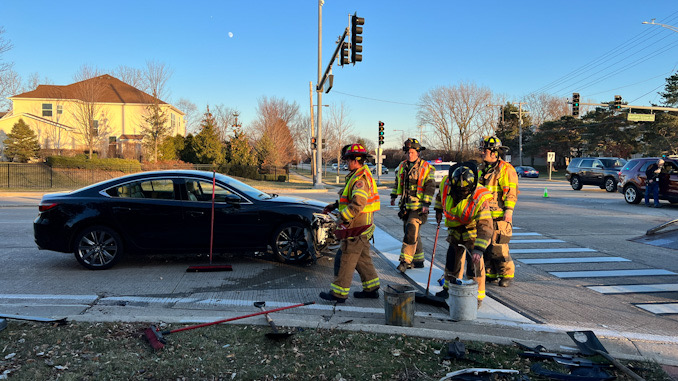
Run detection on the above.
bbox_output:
[550,269,677,278]
[513,232,541,236]
[511,239,564,244]
[519,257,630,264]
[587,284,678,294]
[512,248,596,254]
[635,303,678,314]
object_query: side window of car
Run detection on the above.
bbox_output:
[592,160,603,169]
[639,162,652,173]
[580,159,594,168]
[186,180,239,203]
[113,181,145,199]
[139,179,175,200]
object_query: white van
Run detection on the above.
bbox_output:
[430,161,456,183]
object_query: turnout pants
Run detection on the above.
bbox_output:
[330,235,380,299]
[484,220,515,281]
[442,236,486,301]
[399,211,425,265]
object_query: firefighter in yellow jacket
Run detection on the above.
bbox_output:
[390,138,436,273]
[434,162,494,308]
[320,144,381,303]
[479,136,518,287]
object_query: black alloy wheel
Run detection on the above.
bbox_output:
[624,184,641,204]
[570,176,583,190]
[73,225,124,270]
[271,222,314,264]
[604,177,617,192]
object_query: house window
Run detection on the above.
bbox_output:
[171,113,176,129]
[57,105,63,115]
[42,103,53,117]
[92,120,99,136]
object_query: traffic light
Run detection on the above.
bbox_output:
[322,138,326,149]
[340,42,349,66]
[351,13,364,64]
[311,137,317,150]
[378,121,384,145]
[572,93,580,116]
[614,95,622,109]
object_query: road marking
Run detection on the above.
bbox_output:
[550,269,677,278]
[519,257,630,264]
[635,303,678,315]
[512,248,596,254]
[588,284,678,294]
[513,232,541,236]
[511,239,564,243]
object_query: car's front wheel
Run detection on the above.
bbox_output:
[604,177,617,192]
[73,225,124,270]
[624,184,642,204]
[570,176,583,190]
[271,222,315,264]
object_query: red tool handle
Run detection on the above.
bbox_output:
[209,171,216,264]
[166,301,315,335]
[425,223,441,293]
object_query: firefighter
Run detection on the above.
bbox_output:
[390,138,436,273]
[434,162,493,308]
[320,143,381,303]
[478,136,518,287]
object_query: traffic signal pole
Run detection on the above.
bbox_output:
[315,1,324,188]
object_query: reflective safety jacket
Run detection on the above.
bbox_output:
[390,159,435,211]
[479,159,518,219]
[434,175,493,251]
[338,164,381,237]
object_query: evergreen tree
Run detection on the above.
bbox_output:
[158,134,186,161]
[141,91,170,162]
[229,128,257,166]
[658,72,678,107]
[531,116,583,168]
[4,118,40,163]
[192,107,226,165]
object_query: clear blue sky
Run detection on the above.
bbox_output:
[3,1,678,148]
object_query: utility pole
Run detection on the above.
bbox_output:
[309,82,316,182]
[510,102,528,166]
[315,0,324,188]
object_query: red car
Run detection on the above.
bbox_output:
[617,157,678,204]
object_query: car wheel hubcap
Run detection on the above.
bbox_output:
[78,231,117,267]
[276,226,309,260]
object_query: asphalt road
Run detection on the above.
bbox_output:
[1,178,677,364]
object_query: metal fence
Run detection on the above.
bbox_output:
[0,163,289,189]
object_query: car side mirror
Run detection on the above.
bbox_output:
[224,194,242,204]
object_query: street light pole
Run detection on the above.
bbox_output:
[315,0,324,188]
[642,19,678,33]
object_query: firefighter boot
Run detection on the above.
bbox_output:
[413,261,425,268]
[397,261,412,274]
[499,277,513,288]
[435,288,449,299]
[354,290,380,299]
[319,291,346,303]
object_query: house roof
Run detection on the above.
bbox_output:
[11,74,167,105]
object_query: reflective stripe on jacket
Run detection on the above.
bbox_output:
[390,159,435,210]
[479,159,518,219]
[338,165,380,236]
[434,175,493,251]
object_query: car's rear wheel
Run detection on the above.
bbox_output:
[624,184,641,204]
[604,177,617,192]
[271,222,315,264]
[73,225,124,270]
[570,176,582,190]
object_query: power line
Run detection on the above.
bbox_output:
[333,91,419,106]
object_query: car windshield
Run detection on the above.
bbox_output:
[523,166,535,171]
[216,173,272,200]
[600,158,626,168]
[434,164,451,171]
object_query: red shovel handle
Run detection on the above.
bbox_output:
[425,223,441,293]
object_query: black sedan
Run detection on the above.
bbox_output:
[515,166,539,178]
[34,170,335,270]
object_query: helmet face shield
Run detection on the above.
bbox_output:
[448,162,478,200]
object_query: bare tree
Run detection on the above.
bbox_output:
[211,104,240,141]
[143,60,173,101]
[0,27,13,76]
[0,68,21,111]
[71,65,110,158]
[251,96,300,167]
[291,113,313,161]
[323,102,354,166]
[524,93,570,127]
[175,98,199,134]
[111,65,145,89]
[417,81,494,153]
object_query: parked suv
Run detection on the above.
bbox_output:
[430,161,456,183]
[565,157,627,192]
[617,157,678,204]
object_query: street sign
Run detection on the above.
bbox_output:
[627,113,655,122]
[547,152,555,163]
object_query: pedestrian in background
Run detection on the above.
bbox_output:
[434,162,493,309]
[390,138,436,273]
[645,158,664,208]
[478,136,518,287]
[320,144,381,303]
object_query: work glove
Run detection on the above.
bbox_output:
[322,201,338,215]
[503,209,513,223]
[421,205,429,216]
[390,197,396,206]
[435,210,443,225]
[471,249,483,265]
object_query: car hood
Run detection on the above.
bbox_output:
[264,195,326,209]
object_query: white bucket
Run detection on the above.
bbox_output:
[446,280,478,321]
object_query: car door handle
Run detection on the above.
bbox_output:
[186,211,205,217]
[112,206,132,212]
